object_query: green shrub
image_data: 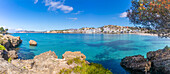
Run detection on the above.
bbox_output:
[62,58,112,74]
[73,57,82,64]
[67,59,73,65]
[164,46,170,50]
[67,57,84,65]
[0,45,6,50]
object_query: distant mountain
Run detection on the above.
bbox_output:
[15,30,44,33]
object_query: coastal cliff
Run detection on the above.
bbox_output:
[120,46,170,74]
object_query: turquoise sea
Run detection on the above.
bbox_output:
[11,33,170,73]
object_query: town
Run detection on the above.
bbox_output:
[45,25,149,34]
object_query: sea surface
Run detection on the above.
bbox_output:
[11,33,170,74]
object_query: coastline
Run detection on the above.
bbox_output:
[129,33,158,36]
[14,32,159,37]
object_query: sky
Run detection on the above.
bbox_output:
[0,0,133,32]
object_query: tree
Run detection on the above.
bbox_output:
[127,0,170,37]
[5,29,8,32]
[0,27,8,34]
[0,27,5,33]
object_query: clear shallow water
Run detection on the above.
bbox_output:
[11,33,170,74]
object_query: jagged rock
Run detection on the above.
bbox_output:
[8,50,18,59]
[120,55,151,73]
[3,35,22,47]
[33,50,58,62]
[62,51,86,60]
[147,47,170,73]
[12,59,35,69]
[0,35,22,51]
[1,39,13,51]
[1,51,88,74]
[29,40,37,46]
[0,58,28,74]
[121,46,170,74]
[0,50,8,60]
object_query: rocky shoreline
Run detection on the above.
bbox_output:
[120,46,170,74]
[0,35,112,74]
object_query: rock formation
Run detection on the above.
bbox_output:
[0,35,22,51]
[147,46,170,74]
[120,55,151,73]
[121,46,170,74]
[0,51,87,74]
[29,40,37,46]
[62,51,86,60]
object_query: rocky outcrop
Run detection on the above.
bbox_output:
[0,49,18,60]
[0,35,22,51]
[0,58,29,74]
[62,51,86,60]
[0,50,8,60]
[29,40,37,46]
[120,55,151,73]
[0,35,22,61]
[8,50,18,59]
[3,35,22,47]
[147,46,170,74]
[0,51,87,74]
[121,46,170,74]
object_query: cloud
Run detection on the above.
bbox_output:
[73,11,84,15]
[67,18,78,21]
[35,0,73,13]
[34,0,38,4]
[120,12,127,18]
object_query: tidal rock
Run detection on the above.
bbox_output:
[147,46,170,73]
[29,40,37,46]
[120,55,151,73]
[62,51,86,60]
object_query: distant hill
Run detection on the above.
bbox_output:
[15,30,44,33]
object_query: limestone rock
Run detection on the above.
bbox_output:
[3,35,22,47]
[29,40,37,46]
[62,51,86,60]
[33,50,58,62]
[0,58,28,74]
[8,50,18,59]
[120,55,151,73]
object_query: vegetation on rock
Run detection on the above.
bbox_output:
[61,57,112,74]
[0,27,8,34]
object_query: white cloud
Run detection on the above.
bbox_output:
[67,18,78,21]
[73,11,84,15]
[34,0,38,4]
[35,0,73,13]
[120,12,127,18]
